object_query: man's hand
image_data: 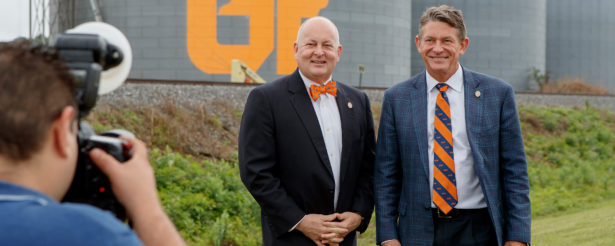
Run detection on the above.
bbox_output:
[296,214,346,246]
[505,241,528,246]
[90,137,186,246]
[89,137,158,214]
[381,239,401,246]
[321,212,362,244]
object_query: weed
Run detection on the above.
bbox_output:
[88,100,615,245]
[151,148,260,245]
[521,106,615,216]
[541,77,610,95]
[87,100,238,161]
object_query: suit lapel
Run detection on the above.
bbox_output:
[288,70,334,179]
[463,67,482,150]
[336,85,355,185]
[411,72,430,178]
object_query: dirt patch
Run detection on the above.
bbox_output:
[541,78,610,95]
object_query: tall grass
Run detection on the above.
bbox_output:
[520,106,615,216]
[87,100,239,161]
[151,147,260,245]
[87,102,615,245]
[540,77,610,95]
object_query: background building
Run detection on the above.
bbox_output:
[52,0,612,92]
[57,0,411,88]
[411,0,547,91]
[546,0,615,92]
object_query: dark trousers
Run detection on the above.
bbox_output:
[432,208,497,246]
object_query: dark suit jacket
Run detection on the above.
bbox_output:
[239,69,375,245]
[374,68,531,246]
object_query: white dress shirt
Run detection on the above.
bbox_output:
[299,71,343,209]
[290,71,343,231]
[426,64,487,209]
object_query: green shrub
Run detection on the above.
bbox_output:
[521,106,615,216]
[151,147,261,245]
[90,102,615,244]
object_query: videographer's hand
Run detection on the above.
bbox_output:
[90,137,186,246]
[90,137,156,212]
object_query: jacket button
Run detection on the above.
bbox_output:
[329,189,334,194]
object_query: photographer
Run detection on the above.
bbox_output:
[0,40,185,246]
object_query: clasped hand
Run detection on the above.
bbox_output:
[296,212,362,246]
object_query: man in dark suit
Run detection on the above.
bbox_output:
[374,5,530,246]
[239,16,375,246]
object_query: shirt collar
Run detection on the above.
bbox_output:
[299,70,333,93]
[426,63,463,93]
[0,181,54,206]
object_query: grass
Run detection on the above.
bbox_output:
[358,105,615,245]
[86,101,615,245]
[359,199,615,245]
[151,148,260,245]
[87,100,239,161]
[520,106,615,216]
[532,199,615,245]
[540,77,610,95]
[357,214,376,246]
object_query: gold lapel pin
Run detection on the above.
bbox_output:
[347,102,353,109]
[475,90,481,98]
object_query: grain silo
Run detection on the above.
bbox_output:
[54,0,412,87]
[546,0,615,92]
[410,0,547,91]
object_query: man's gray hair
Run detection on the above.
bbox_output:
[418,5,466,42]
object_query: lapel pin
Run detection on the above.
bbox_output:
[475,90,481,98]
[347,102,353,109]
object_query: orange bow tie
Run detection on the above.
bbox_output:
[309,81,337,101]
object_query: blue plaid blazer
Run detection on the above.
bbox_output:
[374,67,531,246]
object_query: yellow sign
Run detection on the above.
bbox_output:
[187,0,329,75]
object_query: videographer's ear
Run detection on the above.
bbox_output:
[52,106,77,158]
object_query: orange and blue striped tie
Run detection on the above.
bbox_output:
[433,83,457,214]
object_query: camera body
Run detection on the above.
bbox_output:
[63,123,133,220]
[54,31,132,220]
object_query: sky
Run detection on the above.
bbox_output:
[0,0,33,41]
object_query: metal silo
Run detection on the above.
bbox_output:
[55,0,411,87]
[319,0,412,87]
[547,0,615,93]
[410,0,547,91]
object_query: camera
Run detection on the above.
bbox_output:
[64,123,133,220]
[54,26,133,220]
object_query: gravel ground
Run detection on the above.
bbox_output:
[98,82,615,112]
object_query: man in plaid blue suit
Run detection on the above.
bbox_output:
[374,5,531,246]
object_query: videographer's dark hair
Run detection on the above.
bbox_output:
[0,40,76,161]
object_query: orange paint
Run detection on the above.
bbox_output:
[187,0,329,75]
[187,0,274,74]
[276,0,329,74]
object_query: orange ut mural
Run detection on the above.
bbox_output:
[187,0,329,75]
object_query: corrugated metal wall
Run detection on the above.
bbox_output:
[546,0,615,92]
[58,0,614,93]
[411,0,547,91]
[61,0,412,87]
